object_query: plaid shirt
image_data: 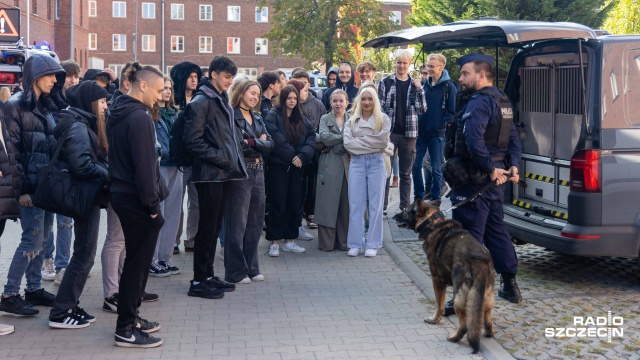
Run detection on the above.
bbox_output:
[378,74,427,138]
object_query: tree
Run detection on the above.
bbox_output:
[260,0,398,70]
[603,0,640,34]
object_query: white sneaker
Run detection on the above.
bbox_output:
[236,276,251,284]
[54,268,66,285]
[348,248,360,257]
[42,258,55,281]
[268,244,280,257]
[297,226,314,241]
[282,241,306,253]
[251,274,265,282]
[0,323,14,335]
[364,248,378,257]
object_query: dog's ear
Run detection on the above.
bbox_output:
[416,199,429,218]
[427,200,441,209]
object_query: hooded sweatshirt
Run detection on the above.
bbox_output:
[321,64,359,111]
[419,69,457,137]
[170,62,204,110]
[106,94,167,215]
[3,53,66,195]
[318,66,339,100]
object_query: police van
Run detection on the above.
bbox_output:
[0,40,60,88]
[365,19,640,259]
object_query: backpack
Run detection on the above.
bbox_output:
[169,106,193,169]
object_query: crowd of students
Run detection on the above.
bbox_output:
[0,49,449,347]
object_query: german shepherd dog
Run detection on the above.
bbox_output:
[393,199,495,354]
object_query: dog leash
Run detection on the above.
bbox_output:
[441,172,526,216]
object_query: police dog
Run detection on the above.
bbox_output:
[393,199,495,354]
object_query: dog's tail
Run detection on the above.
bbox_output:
[466,280,487,354]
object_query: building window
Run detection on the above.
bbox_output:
[88,33,97,50]
[171,4,184,20]
[166,66,173,76]
[31,0,37,14]
[199,36,212,53]
[141,3,155,19]
[227,37,240,54]
[55,0,61,19]
[238,68,258,80]
[255,38,268,55]
[88,1,96,17]
[112,34,126,51]
[113,1,126,18]
[109,64,124,78]
[255,7,268,23]
[142,35,156,52]
[227,6,240,22]
[171,36,184,52]
[389,11,401,25]
[199,5,212,21]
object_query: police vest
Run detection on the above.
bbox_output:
[453,89,514,161]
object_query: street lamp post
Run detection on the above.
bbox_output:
[133,0,138,61]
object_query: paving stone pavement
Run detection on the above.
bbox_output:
[0,198,486,359]
[387,193,640,360]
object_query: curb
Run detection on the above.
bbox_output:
[383,218,515,360]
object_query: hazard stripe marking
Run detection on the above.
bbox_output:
[511,199,569,220]
[524,172,569,187]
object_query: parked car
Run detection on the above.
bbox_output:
[309,73,327,93]
[365,19,640,259]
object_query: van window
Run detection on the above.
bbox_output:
[625,49,640,125]
[317,77,327,88]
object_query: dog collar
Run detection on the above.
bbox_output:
[416,211,446,233]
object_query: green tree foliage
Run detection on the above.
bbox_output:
[260,0,398,69]
[603,0,640,34]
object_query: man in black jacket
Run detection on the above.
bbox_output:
[0,54,66,317]
[183,55,247,299]
[107,63,167,348]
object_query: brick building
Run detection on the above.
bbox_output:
[0,0,411,78]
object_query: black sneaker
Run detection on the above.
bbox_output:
[205,276,235,292]
[115,327,163,348]
[158,261,181,275]
[136,316,160,333]
[103,293,118,313]
[0,294,39,315]
[74,306,96,323]
[173,245,180,255]
[188,281,224,299]
[149,263,171,277]
[49,308,91,329]
[24,288,55,307]
[141,292,159,302]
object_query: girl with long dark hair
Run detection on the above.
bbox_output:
[264,84,315,256]
[48,81,109,328]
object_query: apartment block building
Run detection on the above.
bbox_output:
[0,0,411,77]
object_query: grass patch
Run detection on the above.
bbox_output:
[589,348,606,355]
[599,340,616,349]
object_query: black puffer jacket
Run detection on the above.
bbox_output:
[3,54,66,195]
[183,79,247,182]
[264,107,315,167]
[233,107,273,161]
[0,115,22,220]
[53,108,108,183]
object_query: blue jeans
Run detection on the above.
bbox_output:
[412,136,444,200]
[44,214,73,272]
[3,206,54,296]
[347,153,386,249]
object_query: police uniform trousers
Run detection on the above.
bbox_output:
[450,181,518,275]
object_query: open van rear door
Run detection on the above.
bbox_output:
[363,19,597,50]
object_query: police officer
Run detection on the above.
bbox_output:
[446,54,523,313]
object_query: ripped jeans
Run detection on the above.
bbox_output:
[3,205,54,296]
[44,214,73,272]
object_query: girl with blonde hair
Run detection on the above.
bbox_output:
[343,87,391,257]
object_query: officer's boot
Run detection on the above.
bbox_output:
[498,273,523,304]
